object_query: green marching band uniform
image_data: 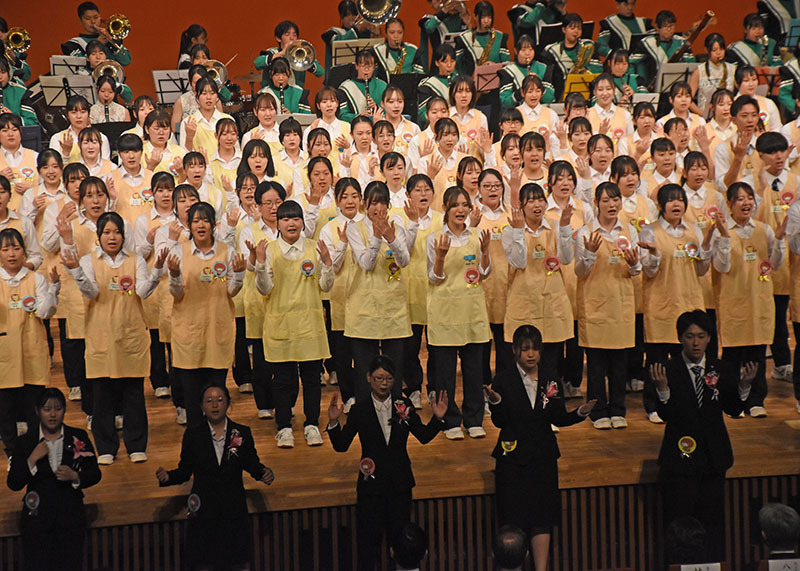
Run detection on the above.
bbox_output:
[498,61,555,108]
[258,83,312,115]
[727,37,783,68]
[596,13,652,63]
[418,11,467,73]
[373,41,425,81]
[60,33,132,67]
[454,29,510,77]
[507,1,563,45]
[337,76,388,123]
[758,0,797,42]
[416,73,452,126]
[0,82,38,126]
[544,38,603,100]
[634,35,695,90]
[254,47,324,90]
[779,56,800,114]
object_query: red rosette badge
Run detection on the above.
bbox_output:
[633,217,649,232]
[537,125,549,136]
[141,188,154,202]
[705,205,719,220]
[300,259,316,278]
[685,241,700,260]
[402,132,413,144]
[187,493,201,516]
[466,128,478,141]
[464,266,480,287]
[545,256,561,275]
[678,436,697,458]
[24,491,40,516]
[615,235,631,252]
[758,260,772,281]
[386,260,401,281]
[20,167,36,181]
[212,261,228,281]
[21,295,38,313]
[759,110,768,123]
[780,189,796,210]
[118,275,134,295]
[612,128,625,140]
[359,457,376,481]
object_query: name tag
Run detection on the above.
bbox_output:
[533,250,545,259]
[744,251,757,262]
[490,231,502,241]
[129,197,142,207]
[8,300,21,310]
[772,205,785,213]
[200,272,213,283]
[696,220,709,229]
[609,255,621,265]
[673,248,686,259]
[108,280,120,291]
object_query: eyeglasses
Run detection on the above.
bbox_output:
[261,200,283,208]
[481,183,503,191]
[371,374,394,383]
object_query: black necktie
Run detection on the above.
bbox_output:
[691,365,704,408]
[772,178,781,192]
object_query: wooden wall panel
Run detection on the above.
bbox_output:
[2,475,797,570]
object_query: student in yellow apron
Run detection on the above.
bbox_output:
[293,129,342,196]
[0,228,60,462]
[499,134,522,197]
[575,182,641,429]
[0,113,38,211]
[40,163,88,404]
[517,75,558,138]
[339,116,379,192]
[638,183,711,423]
[503,182,574,378]
[243,93,281,151]
[142,110,185,180]
[166,201,245,427]
[754,132,796,382]
[519,131,547,188]
[179,77,234,158]
[397,174,443,410]
[239,178,284,419]
[544,161,594,398]
[344,181,412,403]
[111,134,154,224]
[207,118,241,206]
[77,128,114,179]
[617,101,658,170]
[0,175,42,271]
[318,177,363,412]
[254,200,333,448]
[587,73,633,143]
[656,81,706,149]
[63,212,163,465]
[457,156,483,206]
[373,120,396,166]
[48,95,110,165]
[183,151,224,218]
[449,75,488,158]
[576,134,615,202]
[421,117,467,206]
[426,186,492,440]
[381,152,409,210]
[381,85,420,157]
[556,116,591,168]
[133,172,175,401]
[19,150,65,234]
[707,181,785,417]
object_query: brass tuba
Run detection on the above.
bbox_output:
[357,0,402,25]
[569,42,594,74]
[92,59,124,83]
[204,59,229,87]
[286,40,316,72]
[4,27,30,67]
[102,14,130,52]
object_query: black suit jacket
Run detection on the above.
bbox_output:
[656,357,746,477]
[161,419,267,522]
[489,368,584,466]
[327,396,443,496]
[7,425,102,533]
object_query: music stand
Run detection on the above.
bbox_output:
[49,55,86,76]
[785,19,800,47]
[331,38,383,67]
[95,121,135,152]
[21,126,42,153]
[632,92,659,105]
[563,72,598,101]
[152,70,189,105]
[475,62,507,92]
[277,114,316,128]
[388,74,419,117]
[655,62,698,94]
[628,33,652,56]
[755,66,782,96]
[326,64,353,89]
[40,75,95,107]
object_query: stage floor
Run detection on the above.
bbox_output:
[2,343,800,537]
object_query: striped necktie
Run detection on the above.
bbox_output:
[691,365,704,408]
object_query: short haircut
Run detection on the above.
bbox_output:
[132,95,156,118]
[676,309,713,337]
[96,211,125,243]
[562,13,583,28]
[255,181,287,204]
[568,116,592,137]
[276,199,304,220]
[275,20,299,39]
[493,525,528,569]
[588,133,613,155]
[499,107,524,124]
[521,74,544,94]
[334,176,362,200]
[279,117,303,143]
[744,13,765,29]
[201,383,230,404]
[433,43,456,62]
[655,10,677,28]
[194,76,218,97]
[270,56,291,76]
[406,174,433,194]
[681,151,710,181]
[151,171,176,192]
[78,1,99,18]
[520,131,546,153]
[759,503,800,551]
[610,155,639,180]
[183,151,206,168]
[364,180,390,205]
[373,119,395,138]
[0,175,8,193]
[0,113,22,132]
[117,133,143,153]
[307,128,332,151]
[37,149,64,171]
[82,40,102,57]
[78,176,109,203]
[651,137,676,155]
[633,101,656,119]
[36,387,67,410]
[500,133,520,156]
[656,183,687,213]
[143,110,171,138]
[519,182,547,205]
[354,49,376,66]
[63,163,90,185]
[734,66,758,87]
[434,117,459,139]
[548,160,577,187]
[595,180,621,202]
[669,80,692,99]
[187,201,216,228]
[235,172,259,193]
[307,155,333,179]
[0,228,24,251]
[449,74,476,107]
[66,94,91,113]
[380,151,405,171]
[368,353,396,377]
[173,184,200,207]
[391,522,427,569]
[663,117,688,135]
[515,34,535,52]
[512,324,543,351]
[756,131,789,154]
[726,181,755,203]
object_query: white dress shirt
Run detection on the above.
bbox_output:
[209,419,227,465]
[69,250,162,300]
[0,266,60,318]
[502,219,574,269]
[710,217,785,273]
[168,239,244,298]
[373,394,393,444]
[638,218,712,277]
[425,225,492,283]
[254,235,334,295]
[574,218,642,278]
[346,216,411,272]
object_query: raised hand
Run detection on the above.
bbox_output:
[60,131,74,155]
[479,229,491,256]
[168,220,183,241]
[649,363,668,393]
[403,201,420,222]
[469,205,482,228]
[167,254,181,277]
[427,153,443,179]
[255,239,268,264]
[559,202,574,227]
[56,217,74,245]
[48,266,60,284]
[575,156,591,180]
[220,174,233,194]
[732,132,749,160]
[106,177,117,202]
[231,253,246,273]
[420,137,435,159]
[61,248,79,270]
[226,207,240,228]
[144,148,163,171]
[184,116,197,139]
[155,248,169,269]
[337,221,349,244]
[368,155,379,177]
[555,119,568,147]
[598,118,611,135]
[623,245,639,267]
[509,206,525,229]
[714,211,729,238]
[584,230,602,253]
[430,390,449,419]
[317,240,333,267]
[58,200,78,223]
[33,193,48,211]
[638,241,658,255]
[146,224,161,245]
[338,148,353,169]
[434,233,451,258]
[478,127,492,154]
[28,440,50,466]
[328,393,344,423]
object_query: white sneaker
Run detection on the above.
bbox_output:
[304,425,323,446]
[772,365,793,382]
[485,401,491,416]
[16,422,28,436]
[238,383,254,394]
[611,416,628,429]
[327,371,338,385]
[258,409,274,419]
[647,411,664,424]
[176,407,187,425]
[629,379,645,392]
[343,397,356,414]
[409,390,422,409]
[593,417,612,430]
[86,415,93,430]
[154,386,171,398]
[551,424,560,433]
[129,452,147,463]
[320,372,327,386]
[68,386,82,401]
[276,427,295,448]
[97,454,114,465]
[444,427,464,440]
[115,415,124,430]
[467,426,486,438]
[749,406,767,418]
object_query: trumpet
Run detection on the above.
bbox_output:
[286,40,316,72]
[92,59,124,83]
[97,14,130,52]
[5,27,30,67]
[569,43,594,74]
[204,59,229,87]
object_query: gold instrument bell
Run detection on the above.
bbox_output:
[4,27,30,66]
[204,60,229,87]
[357,0,402,25]
[92,59,124,83]
[103,14,130,51]
[286,40,316,72]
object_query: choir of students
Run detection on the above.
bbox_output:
[4,0,800,568]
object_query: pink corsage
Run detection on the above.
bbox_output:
[542,381,559,408]
[228,429,243,458]
[72,436,94,458]
[704,371,719,401]
[394,400,410,426]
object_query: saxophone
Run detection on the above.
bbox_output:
[476,30,496,66]
[760,34,769,66]
[569,43,594,74]
[392,46,407,74]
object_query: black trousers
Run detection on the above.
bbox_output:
[148,329,169,390]
[792,322,800,401]
[232,317,251,387]
[643,343,683,414]
[541,342,564,384]
[175,367,228,427]
[627,313,645,382]
[330,330,354,402]
[23,525,85,571]
[271,360,322,430]
[585,347,628,420]
[721,345,767,409]
[356,490,412,571]
[43,318,54,358]
[166,343,183,408]
[58,319,91,416]
[350,337,405,403]
[0,385,44,457]
[560,321,584,388]
[483,323,514,383]
[322,300,335,375]
[429,343,485,429]
[250,338,274,411]
[404,324,433,397]
[772,295,791,367]
[661,469,726,562]
[92,377,148,457]
[706,308,719,360]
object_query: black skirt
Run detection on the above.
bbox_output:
[185,514,251,567]
[495,456,561,532]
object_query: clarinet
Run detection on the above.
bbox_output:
[279,85,287,114]
[365,81,374,114]
[104,103,110,123]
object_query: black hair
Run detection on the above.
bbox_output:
[187,201,217,232]
[478,168,503,186]
[511,324,543,351]
[668,80,692,99]
[338,0,358,18]
[633,101,656,119]
[519,182,547,206]
[756,131,789,154]
[364,180,390,206]
[269,56,291,77]
[610,155,640,180]
[562,13,583,28]
[215,117,239,138]
[255,92,279,112]
[194,76,218,98]
[391,523,427,569]
[187,64,209,85]
[493,525,528,570]
[200,383,230,404]
[433,43,457,63]
[521,74,544,94]
[656,183,687,213]
[239,140,276,179]
[367,353,396,377]
[456,156,483,187]
[676,309,713,337]
[143,110,172,139]
[564,92,589,115]
[179,24,207,57]
[731,94,758,118]
[63,163,90,186]
[151,171,176,192]
[314,86,338,117]
[85,40,106,58]
[96,211,126,244]
[276,199,304,220]
[515,34,536,53]
[275,20,299,40]
[380,151,405,171]
[78,176,109,203]
[37,149,64,171]
[663,117,688,135]
[384,17,404,32]
[588,133,613,157]
[117,133,143,153]
[236,172,259,196]
[354,49,377,66]
[307,128,332,155]
[334,177,362,201]
[651,137,676,155]
[449,74,476,108]
[66,94,91,113]
[427,95,449,114]
[568,116,592,137]
[189,44,211,62]
[78,127,103,149]
[173,184,200,208]
[36,387,67,411]
[183,151,206,169]
[548,160,577,187]
[373,119,395,138]
[434,117,459,140]
[0,112,22,131]
[131,95,156,119]
[474,0,494,19]
[520,131,546,153]
[406,174,433,195]
[499,107,524,124]
[0,174,8,194]
[278,117,303,144]
[381,85,405,104]
[743,13,765,29]
[681,152,710,184]
[307,156,334,181]
[254,181,287,204]
[704,33,726,53]
[78,2,99,19]
[500,133,520,157]
[726,181,755,203]
[655,10,677,28]
[0,228,24,251]
[734,65,758,87]
[351,115,374,133]
[595,181,622,202]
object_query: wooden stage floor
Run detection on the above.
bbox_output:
[2,344,800,538]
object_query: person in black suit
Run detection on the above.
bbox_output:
[326,354,448,571]
[650,309,756,562]
[156,385,274,571]
[485,325,595,571]
[7,387,102,571]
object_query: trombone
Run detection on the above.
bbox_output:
[286,40,316,72]
[96,14,130,52]
[5,27,30,67]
